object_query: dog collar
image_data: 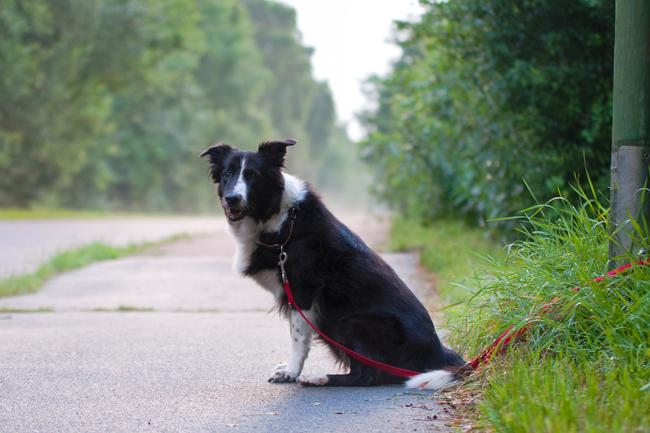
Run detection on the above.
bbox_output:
[256,206,298,250]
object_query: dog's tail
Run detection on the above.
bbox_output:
[404,369,458,391]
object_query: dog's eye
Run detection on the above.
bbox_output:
[246,171,257,180]
[223,170,232,178]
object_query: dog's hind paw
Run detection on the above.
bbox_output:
[298,374,329,387]
[268,363,298,383]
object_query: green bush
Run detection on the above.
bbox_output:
[361,0,614,230]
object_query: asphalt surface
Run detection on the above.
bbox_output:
[0,215,452,433]
[0,217,224,278]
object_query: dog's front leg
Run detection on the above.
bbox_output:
[268,310,312,383]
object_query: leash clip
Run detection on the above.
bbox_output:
[278,247,288,283]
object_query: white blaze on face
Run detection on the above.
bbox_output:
[233,154,248,204]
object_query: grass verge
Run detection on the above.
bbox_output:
[0,307,53,313]
[481,355,649,433]
[0,208,125,220]
[391,188,650,432]
[0,207,199,220]
[389,217,503,304]
[0,234,189,298]
[91,305,155,312]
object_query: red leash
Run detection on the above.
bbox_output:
[270,208,649,379]
[283,279,419,378]
[261,211,421,379]
[282,248,649,378]
[467,258,650,369]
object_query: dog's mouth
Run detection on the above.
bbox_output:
[224,206,247,222]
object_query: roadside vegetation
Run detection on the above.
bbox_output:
[0,0,355,212]
[391,187,649,432]
[389,218,503,304]
[0,208,135,220]
[370,1,648,430]
[0,235,187,298]
[361,0,614,231]
[0,208,214,220]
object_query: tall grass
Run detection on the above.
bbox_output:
[482,355,650,433]
[447,186,650,432]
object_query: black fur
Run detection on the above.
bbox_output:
[201,139,465,386]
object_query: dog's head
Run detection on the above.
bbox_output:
[200,138,296,223]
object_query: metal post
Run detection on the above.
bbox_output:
[608,0,650,262]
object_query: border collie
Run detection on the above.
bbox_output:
[201,138,465,389]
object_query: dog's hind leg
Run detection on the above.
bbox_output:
[298,360,382,387]
[298,339,397,387]
[268,309,313,383]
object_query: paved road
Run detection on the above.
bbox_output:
[0,215,452,433]
[0,216,225,278]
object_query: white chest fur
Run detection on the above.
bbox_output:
[250,269,284,298]
[226,172,306,296]
[228,217,258,274]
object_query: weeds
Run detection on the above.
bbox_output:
[393,186,650,432]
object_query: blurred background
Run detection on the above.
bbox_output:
[0,0,383,213]
[0,0,614,227]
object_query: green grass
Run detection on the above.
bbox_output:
[0,207,197,220]
[391,187,650,433]
[448,190,650,432]
[92,305,154,312]
[0,234,189,298]
[389,217,503,304]
[0,307,53,313]
[481,355,650,433]
[0,208,123,220]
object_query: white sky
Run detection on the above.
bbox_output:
[276,0,422,141]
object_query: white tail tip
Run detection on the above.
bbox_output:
[405,370,456,391]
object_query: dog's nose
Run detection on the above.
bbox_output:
[225,194,242,206]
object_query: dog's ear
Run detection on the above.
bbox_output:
[258,138,296,167]
[200,142,232,183]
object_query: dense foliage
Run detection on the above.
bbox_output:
[361,0,614,228]
[448,189,649,432]
[0,0,353,211]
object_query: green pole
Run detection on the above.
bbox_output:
[609,0,650,262]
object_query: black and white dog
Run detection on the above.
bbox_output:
[201,138,465,389]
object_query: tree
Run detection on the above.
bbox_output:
[0,0,354,211]
[361,0,614,228]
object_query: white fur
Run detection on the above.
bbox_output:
[268,309,314,382]
[286,309,313,373]
[405,370,456,391]
[232,155,248,203]
[229,217,259,274]
[259,173,307,233]
[226,171,313,383]
[297,373,329,386]
[250,269,284,298]
[228,172,307,275]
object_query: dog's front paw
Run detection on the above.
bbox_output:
[297,373,329,387]
[268,363,298,383]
